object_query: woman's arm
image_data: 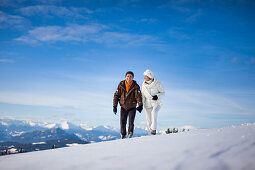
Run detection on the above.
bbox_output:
[156,81,165,99]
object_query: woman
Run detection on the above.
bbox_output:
[141,70,165,135]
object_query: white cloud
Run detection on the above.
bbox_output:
[0,90,112,111]
[185,9,202,22]
[0,59,15,63]
[15,24,158,46]
[18,5,71,16]
[71,57,94,62]
[0,0,63,7]
[139,18,157,23]
[15,24,107,44]
[17,5,93,18]
[0,11,29,29]
[250,57,255,64]
[70,7,93,14]
[0,87,252,119]
[159,1,203,22]
[171,6,191,13]
[0,0,20,7]
[162,88,252,116]
[121,17,157,23]
[0,72,119,111]
[168,27,191,40]
[231,57,238,63]
[0,91,75,107]
[174,0,201,4]
[101,32,155,46]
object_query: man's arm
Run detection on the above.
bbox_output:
[113,83,121,107]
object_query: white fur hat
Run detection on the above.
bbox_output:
[143,69,154,79]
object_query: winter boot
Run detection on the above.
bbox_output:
[127,132,133,138]
[121,134,126,139]
[151,130,156,135]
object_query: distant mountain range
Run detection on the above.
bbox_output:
[0,118,147,155]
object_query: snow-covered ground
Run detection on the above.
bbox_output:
[1,123,255,170]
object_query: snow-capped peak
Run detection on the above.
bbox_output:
[0,121,8,126]
[60,121,69,130]
[26,121,36,127]
[79,124,93,131]
[45,123,56,129]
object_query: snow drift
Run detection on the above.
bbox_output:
[1,123,255,170]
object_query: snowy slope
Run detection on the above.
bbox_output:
[1,123,255,170]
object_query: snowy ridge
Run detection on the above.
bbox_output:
[0,117,194,133]
[0,117,120,132]
[1,123,255,170]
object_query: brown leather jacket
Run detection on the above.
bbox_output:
[113,80,143,111]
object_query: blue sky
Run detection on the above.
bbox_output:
[0,0,255,129]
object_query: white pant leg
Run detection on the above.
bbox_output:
[150,105,161,130]
[145,107,153,132]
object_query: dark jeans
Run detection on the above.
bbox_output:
[120,107,136,136]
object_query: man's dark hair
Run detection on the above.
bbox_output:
[125,71,134,77]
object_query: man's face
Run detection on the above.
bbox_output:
[126,74,133,83]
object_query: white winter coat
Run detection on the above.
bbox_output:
[141,78,165,108]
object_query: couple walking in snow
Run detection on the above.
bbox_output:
[113,70,165,139]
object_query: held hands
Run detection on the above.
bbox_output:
[136,105,143,113]
[152,95,158,100]
[113,106,117,115]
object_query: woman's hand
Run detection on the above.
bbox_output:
[152,95,158,100]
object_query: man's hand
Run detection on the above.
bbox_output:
[152,95,158,100]
[113,106,117,115]
[136,105,143,113]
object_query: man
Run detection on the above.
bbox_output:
[113,71,143,139]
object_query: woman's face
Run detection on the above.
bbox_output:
[144,75,151,81]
